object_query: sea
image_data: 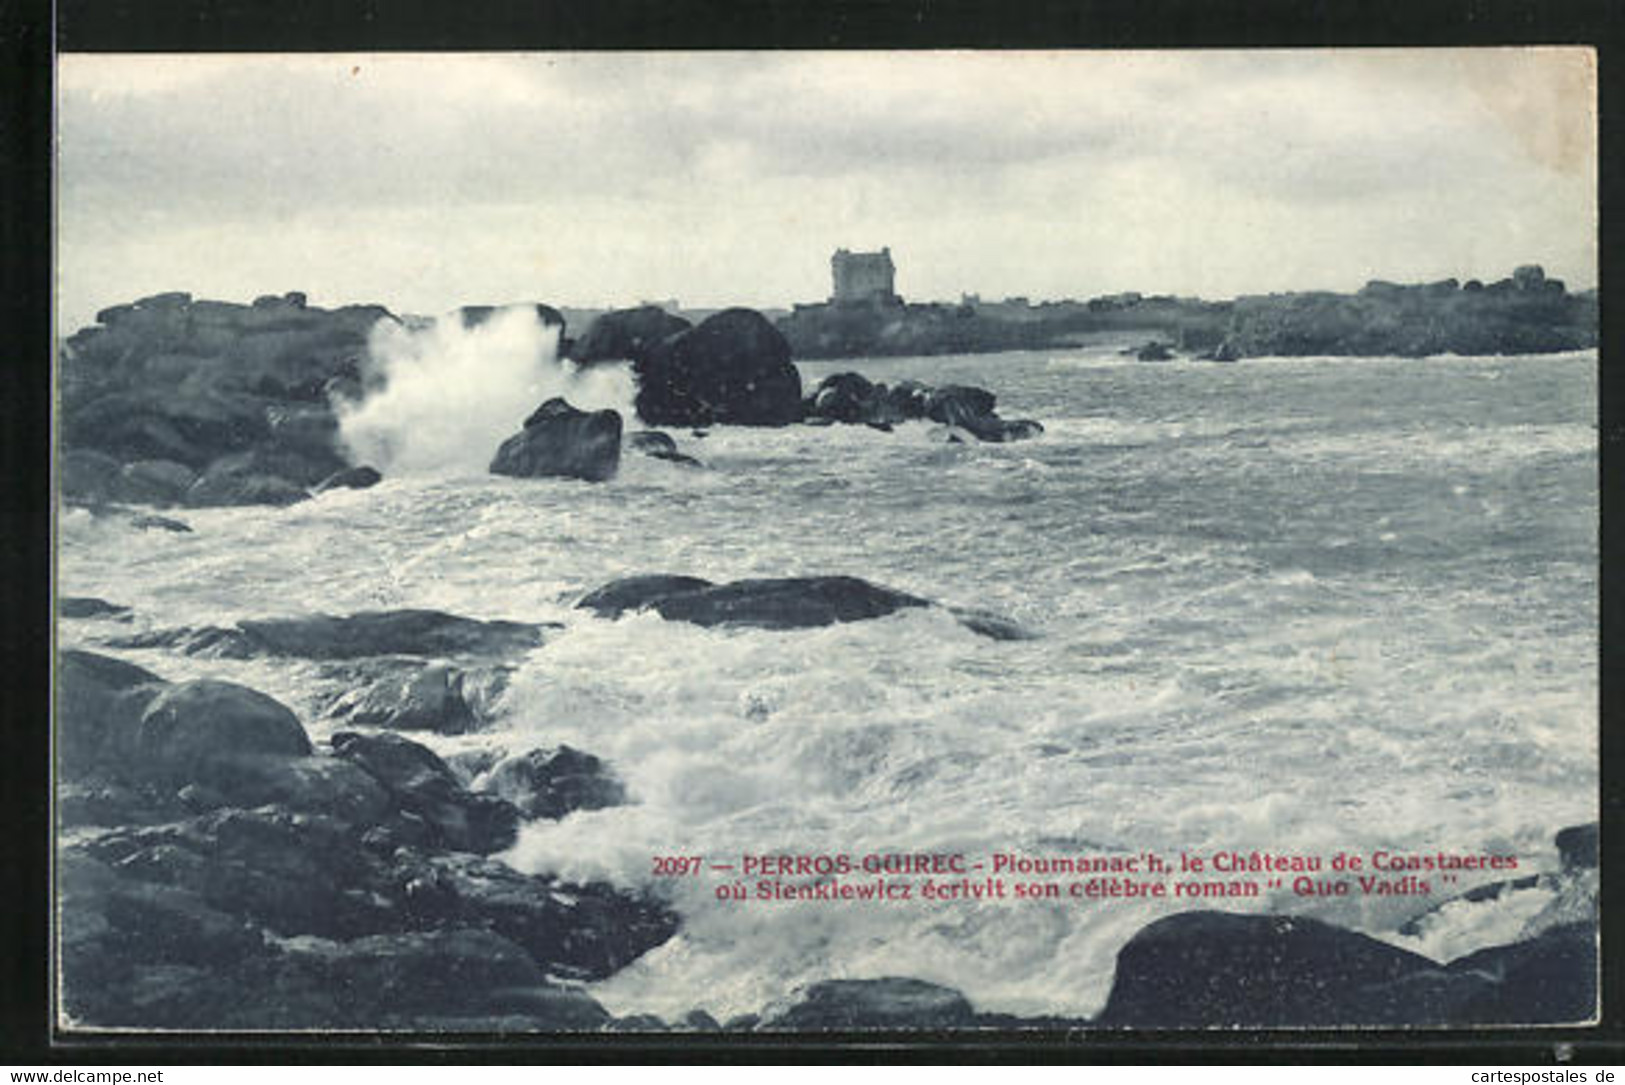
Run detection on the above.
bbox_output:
[57,315,1599,1022]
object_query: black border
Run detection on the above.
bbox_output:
[8,0,1621,1064]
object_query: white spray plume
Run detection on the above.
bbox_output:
[336,306,636,476]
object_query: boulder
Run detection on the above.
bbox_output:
[59,596,130,620]
[181,754,393,825]
[577,574,929,630]
[809,372,878,423]
[571,306,693,365]
[479,745,627,820]
[489,398,623,483]
[1096,911,1440,1028]
[314,465,382,492]
[1135,341,1174,361]
[925,385,997,427]
[133,679,313,784]
[386,849,680,981]
[1449,922,1597,1024]
[111,609,548,661]
[77,807,399,940]
[633,308,802,427]
[760,978,977,1030]
[331,731,519,854]
[57,649,167,778]
[1555,823,1598,871]
[325,663,480,735]
[575,574,715,619]
[882,380,931,421]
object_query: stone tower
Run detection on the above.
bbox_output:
[831,247,898,304]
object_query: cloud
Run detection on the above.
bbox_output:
[55,49,1597,328]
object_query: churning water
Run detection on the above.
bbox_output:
[57,341,1598,1020]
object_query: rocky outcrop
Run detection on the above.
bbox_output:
[57,650,677,1029]
[59,292,395,509]
[489,398,623,483]
[59,597,130,620]
[633,308,803,427]
[108,608,549,661]
[570,306,692,365]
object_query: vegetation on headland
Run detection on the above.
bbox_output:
[776,265,1598,361]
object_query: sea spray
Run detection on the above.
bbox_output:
[336,305,636,476]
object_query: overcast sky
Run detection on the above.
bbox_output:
[56,49,1596,330]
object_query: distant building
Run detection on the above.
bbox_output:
[831,247,898,304]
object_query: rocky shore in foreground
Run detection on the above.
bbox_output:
[59,586,1598,1032]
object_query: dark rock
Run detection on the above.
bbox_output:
[315,464,383,492]
[679,1009,722,1031]
[865,421,894,433]
[480,745,627,820]
[386,849,680,981]
[925,385,997,426]
[633,308,802,427]
[606,1013,668,1032]
[60,596,130,620]
[575,574,716,619]
[57,649,167,779]
[1096,911,1439,1028]
[882,379,931,420]
[1209,340,1242,362]
[1135,341,1174,361]
[77,807,399,940]
[579,574,929,630]
[1450,922,1597,1024]
[111,609,547,661]
[572,306,692,365]
[188,754,393,825]
[490,397,623,483]
[810,372,877,423]
[133,679,313,784]
[626,430,702,467]
[57,851,271,1025]
[129,512,193,533]
[948,608,1039,641]
[331,731,520,854]
[326,663,480,735]
[760,978,977,1030]
[58,777,187,828]
[1555,823,1598,872]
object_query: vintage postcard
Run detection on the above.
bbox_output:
[53,49,1598,1035]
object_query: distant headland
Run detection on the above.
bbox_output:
[775,248,1598,361]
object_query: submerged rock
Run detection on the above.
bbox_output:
[59,596,130,620]
[314,465,383,492]
[626,429,702,467]
[479,745,627,820]
[489,397,623,483]
[634,308,802,427]
[577,574,929,630]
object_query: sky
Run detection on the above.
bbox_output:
[56,49,1597,331]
